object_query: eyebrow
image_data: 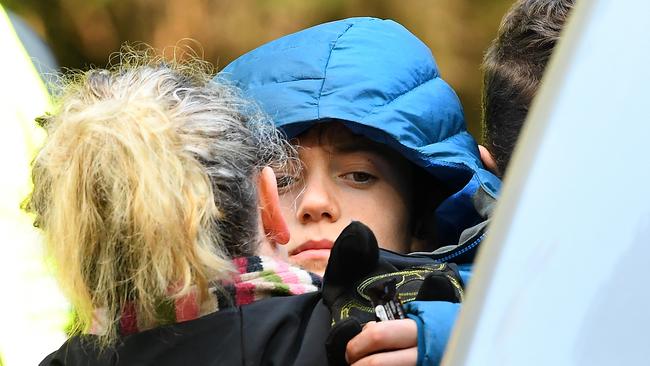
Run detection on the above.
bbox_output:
[331,138,389,156]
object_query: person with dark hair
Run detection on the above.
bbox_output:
[481,0,576,176]
[222,17,500,366]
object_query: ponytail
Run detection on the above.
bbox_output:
[27,57,235,346]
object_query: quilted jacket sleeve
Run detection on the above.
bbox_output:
[405,301,460,366]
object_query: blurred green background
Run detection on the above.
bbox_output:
[3,0,513,139]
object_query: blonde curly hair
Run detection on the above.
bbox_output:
[25,49,293,347]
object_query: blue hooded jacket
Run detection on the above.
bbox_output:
[221,17,499,263]
[220,17,500,365]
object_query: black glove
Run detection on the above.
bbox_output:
[322,222,464,366]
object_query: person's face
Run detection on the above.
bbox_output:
[276,125,413,276]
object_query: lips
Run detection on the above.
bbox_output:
[289,239,334,255]
[289,239,334,256]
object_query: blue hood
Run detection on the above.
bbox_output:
[220,17,500,248]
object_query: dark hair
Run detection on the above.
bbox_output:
[482,0,575,175]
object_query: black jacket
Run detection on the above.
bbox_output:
[41,222,468,366]
[41,293,331,366]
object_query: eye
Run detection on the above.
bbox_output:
[341,171,377,184]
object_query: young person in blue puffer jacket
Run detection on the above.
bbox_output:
[220,17,501,365]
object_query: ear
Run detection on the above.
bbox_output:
[258,167,290,244]
[478,145,500,176]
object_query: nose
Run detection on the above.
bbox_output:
[296,177,340,224]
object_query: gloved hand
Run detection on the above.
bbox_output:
[322,222,464,366]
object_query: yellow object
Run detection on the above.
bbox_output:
[0,5,69,365]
